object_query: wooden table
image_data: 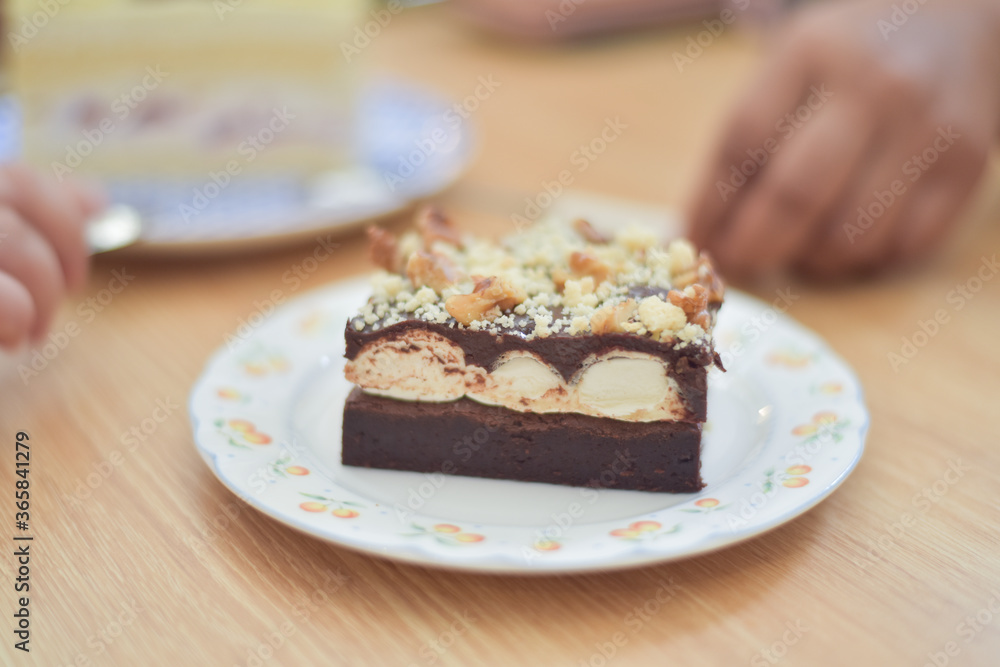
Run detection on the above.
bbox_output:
[4,5,999,665]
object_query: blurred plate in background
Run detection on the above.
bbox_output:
[0,79,475,255]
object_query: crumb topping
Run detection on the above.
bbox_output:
[354,207,724,344]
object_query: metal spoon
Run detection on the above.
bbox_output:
[85,204,143,254]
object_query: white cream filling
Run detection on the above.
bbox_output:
[346,330,470,401]
[346,331,691,422]
[486,353,562,400]
[577,357,670,417]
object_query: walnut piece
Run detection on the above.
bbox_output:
[367,226,399,273]
[416,206,462,248]
[446,276,525,326]
[405,250,459,292]
[573,218,609,244]
[569,250,612,285]
[668,284,712,328]
[670,253,724,302]
[697,255,725,304]
[474,276,526,311]
[590,299,637,334]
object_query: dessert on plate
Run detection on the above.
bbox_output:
[9,0,364,181]
[342,208,724,492]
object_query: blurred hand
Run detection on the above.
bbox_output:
[0,165,105,350]
[687,0,1000,281]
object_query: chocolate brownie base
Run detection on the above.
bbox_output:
[342,388,704,493]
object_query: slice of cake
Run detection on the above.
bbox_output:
[342,209,724,492]
[8,0,365,182]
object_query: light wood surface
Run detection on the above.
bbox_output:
[3,5,1000,666]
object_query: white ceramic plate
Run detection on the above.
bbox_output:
[189,278,868,573]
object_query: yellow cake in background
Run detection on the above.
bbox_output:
[5,0,368,182]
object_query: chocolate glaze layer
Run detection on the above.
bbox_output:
[342,388,704,493]
[345,316,715,382]
[345,314,712,421]
[345,299,719,421]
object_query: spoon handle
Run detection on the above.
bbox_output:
[86,204,143,254]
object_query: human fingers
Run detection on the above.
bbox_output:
[709,96,876,279]
[0,164,92,291]
[0,270,34,350]
[64,177,109,221]
[891,132,989,265]
[792,125,926,279]
[0,207,66,340]
[686,31,812,252]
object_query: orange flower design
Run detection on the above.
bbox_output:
[433,524,461,533]
[298,311,327,336]
[242,351,290,377]
[402,523,486,545]
[217,387,245,401]
[533,539,561,552]
[767,350,814,368]
[790,412,848,445]
[261,454,310,482]
[299,502,326,512]
[455,533,485,543]
[609,520,678,540]
[761,465,814,493]
[680,498,729,514]
[215,419,273,448]
[299,493,364,517]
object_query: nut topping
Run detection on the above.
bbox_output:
[446,276,525,326]
[573,218,609,244]
[590,299,637,334]
[367,226,400,273]
[358,211,721,343]
[416,206,462,248]
[668,284,711,328]
[697,256,725,304]
[405,251,459,292]
[569,250,612,285]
